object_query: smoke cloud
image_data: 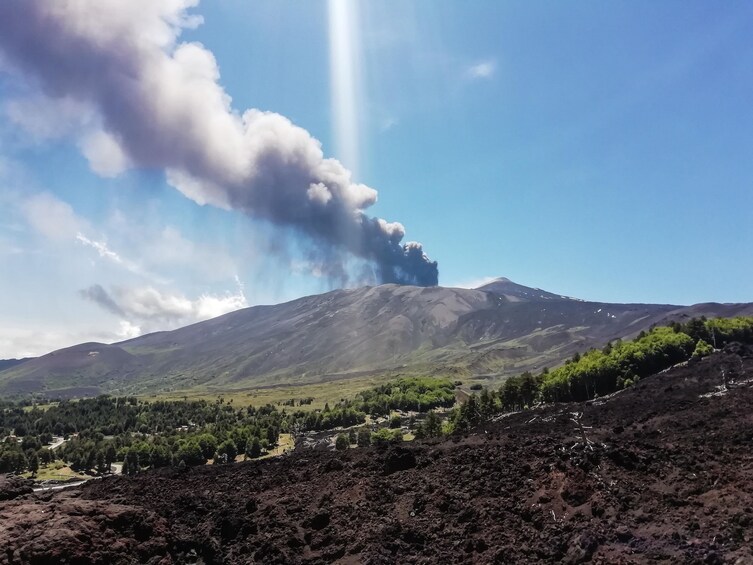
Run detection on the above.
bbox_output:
[79,285,125,318]
[0,0,438,286]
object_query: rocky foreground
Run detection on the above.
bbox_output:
[1,346,752,564]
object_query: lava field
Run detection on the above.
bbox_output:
[1,346,752,564]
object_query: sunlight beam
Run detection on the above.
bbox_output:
[328,0,361,178]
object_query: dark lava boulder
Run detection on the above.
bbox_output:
[0,474,33,501]
[383,446,417,475]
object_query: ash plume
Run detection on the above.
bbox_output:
[0,0,438,286]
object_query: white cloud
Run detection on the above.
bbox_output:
[467,60,496,79]
[117,320,142,340]
[0,325,128,359]
[16,188,240,286]
[76,232,126,265]
[137,225,239,281]
[5,95,94,141]
[0,280,248,356]
[80,281,248,331]
[22,192,86,241]
[74,231,164,282]
[79,129,131,177]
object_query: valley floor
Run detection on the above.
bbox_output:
[1,348,752,564]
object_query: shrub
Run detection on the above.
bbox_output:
[693,339,713,359]
[335,434,349,450]
[372,428,402,446]
[356,428,371,447]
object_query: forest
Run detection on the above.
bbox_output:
[0,376,456,476]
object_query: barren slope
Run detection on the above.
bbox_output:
[1,280,751,397]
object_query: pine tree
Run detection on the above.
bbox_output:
[246,437,262,459]
[426,410,443,438]
[105,444,116,471]
[27,451,39,477]
[124,449,139,475]
[96,450,107,474]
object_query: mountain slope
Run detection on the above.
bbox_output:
[1,279,751,397]
[0,358,30,372]
[475,276,579,302]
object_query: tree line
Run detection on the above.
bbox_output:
[0,376,457,476]
[354,377,456,416]
[417,316,753,437]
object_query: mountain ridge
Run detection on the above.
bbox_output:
[2,278,752,398]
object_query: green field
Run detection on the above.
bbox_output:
[139,370,437,411]
[23,460,88,481]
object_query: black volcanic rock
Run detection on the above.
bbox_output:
[2,352,752,564]
[383,446,417,475]
[0,475,33,501]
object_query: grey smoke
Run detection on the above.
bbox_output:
[0,0,438,286]
[79,284,125,317]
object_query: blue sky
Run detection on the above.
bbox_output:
[0,1,751,357]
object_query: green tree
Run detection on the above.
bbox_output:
[15,451,28,474]
[105,444,117,471]
[197,434,218,461]
[335,434,349,450]
[37,448,52,466]
[246,437,262,459]
[372,428,402,446]
[217,439,238,463]
[519,372,538,407]
[150,445,172,468]
[96,450,107,474]
[0,451,14,473]
[454,395,481,433]
[356,428,371,447]
[479,388,495,417]
[176,441,206,466]
[124,449,139,475]
[266,426,279,447]
[230,429,249,454]
[500,377,521,411]
[420,410,443,439]
[27,451,39,477]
